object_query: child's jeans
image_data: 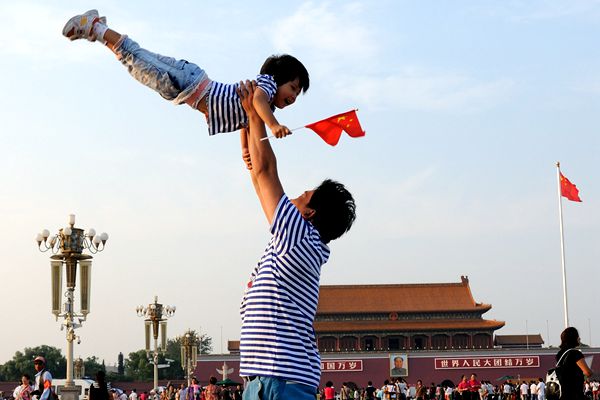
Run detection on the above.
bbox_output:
[242,376,316,400]
[114,36,211,105]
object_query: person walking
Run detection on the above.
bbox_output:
[13,374,34,400]
[89,371,110,400]
[31,356,52,400]
[555,327,593,400]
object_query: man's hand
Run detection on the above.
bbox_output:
[237,80,284,224]
[240,129,253,170]
[269,123,291,138]
[238,80,257,115]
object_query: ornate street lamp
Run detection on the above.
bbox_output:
[35,214,108,400]
[180,330,199,387]
[136,296,175,392]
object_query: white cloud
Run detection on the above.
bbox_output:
[336,68,515,112]
[474,0,600,22]
[269,3,514,113]
[0,3,109,64]
[270,2,377,72]
[571,76,600,95]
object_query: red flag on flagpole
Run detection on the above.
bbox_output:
[559,172,582,202]
[304,110,365,146]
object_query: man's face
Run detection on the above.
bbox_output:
[394,358,403,368]
[291,190,315,220]
[34,361,44,372]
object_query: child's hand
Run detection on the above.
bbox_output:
[270,124,291,138]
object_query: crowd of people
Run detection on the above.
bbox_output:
[148,377,243,400]
[94,376,243,400]
[318,376,600,400]
[5,327,595,400]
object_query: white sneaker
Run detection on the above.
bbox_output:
[62,9,106,41]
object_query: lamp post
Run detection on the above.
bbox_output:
[36,214,108,400]
[136,296,175,392]
[180,330,199,387]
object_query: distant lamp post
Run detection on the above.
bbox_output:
[35,214,108,400]
[74,357,85,379]
[180,330,199,387]
[136,296,175,392]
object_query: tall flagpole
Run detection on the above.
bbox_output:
[556,161,569,328]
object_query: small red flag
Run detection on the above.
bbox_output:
[560,172,582,202]
[305,110,365,146]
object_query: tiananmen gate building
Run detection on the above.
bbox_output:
[192,277,600,387]
[314,276,504,352]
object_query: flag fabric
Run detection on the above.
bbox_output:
[304,110,365,146]
[560,172,582,202]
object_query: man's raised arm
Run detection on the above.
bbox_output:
[238,81,284,224]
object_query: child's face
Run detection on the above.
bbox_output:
[273,77,302,109]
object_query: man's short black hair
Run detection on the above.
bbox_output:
[260,54,310,93]
[308,179,356,244]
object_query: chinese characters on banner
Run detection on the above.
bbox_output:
[434,356,540,370]
[321,360,363,372]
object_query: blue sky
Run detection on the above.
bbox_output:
[1,1,599,366]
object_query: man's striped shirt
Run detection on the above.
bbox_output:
[240,194,330,388]
[207,74,277,135]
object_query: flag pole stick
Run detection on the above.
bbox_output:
[259,109,361,141]
[556,161,569,328]
[260,126,304,141]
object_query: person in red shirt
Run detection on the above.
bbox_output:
[456,375,471,400]
[323,381,336,400]
[469,374,481,398]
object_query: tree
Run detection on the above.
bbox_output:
[124,350,153,381]
[162,330,213,380]
[0,345,66,381]
[83,356,105,378]
[117,352,124,376]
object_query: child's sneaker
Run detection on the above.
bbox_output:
[62,10,106,41]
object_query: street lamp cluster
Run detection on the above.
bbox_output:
[136,297,176,392]
[35,214,108,400]
[181,330,199,386]
[36,214,108,254]
[36,216,199,396]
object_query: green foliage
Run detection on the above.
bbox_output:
[0,345,66,381]
[83,356,105,378]
[1,332,213,383]
[124,350,153,381]
[117,352,125,376]
[163,330,213,379]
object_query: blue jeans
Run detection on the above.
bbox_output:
[114,36,209,104]
[242,377,316,400]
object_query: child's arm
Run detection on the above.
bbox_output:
[252,88,290,138]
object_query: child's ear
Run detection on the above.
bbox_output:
[304,209,316,220]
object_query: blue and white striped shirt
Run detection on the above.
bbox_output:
[207,74,277,135]
[240,194,330,388]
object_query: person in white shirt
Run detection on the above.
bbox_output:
[529,381,538,400]
[32,356,52,400]
[592,380,599,400]
[129,389,138,400]
[536,378,546,400]
[520,382,528,400]
[444,386,453,400]
[13,374,35,400]
[503,382,512,400]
